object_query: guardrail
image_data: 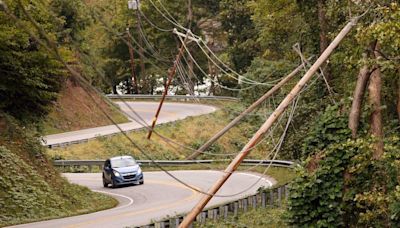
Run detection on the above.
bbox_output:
[138,184,289,228]
[106,94,239,102]
[53,159,294,171]
[54,159,294,227]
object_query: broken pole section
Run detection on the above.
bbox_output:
[179,18,359,228]
[186,59,311,160]
[147,29,191,139]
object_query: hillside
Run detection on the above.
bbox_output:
[43,79,128,135]
[0,114,118,227]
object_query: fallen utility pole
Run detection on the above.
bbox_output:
[179,17,359,228]
[126,27,139,94]
[147,29,191,139]
[186,58,312,160]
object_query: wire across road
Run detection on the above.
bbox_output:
[10,171,276,228]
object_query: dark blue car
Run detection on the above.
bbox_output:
[102,156,144,188]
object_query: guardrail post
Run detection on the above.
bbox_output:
[252,195,257,209]
[213,208,218,220]
[269,190,274,207]
[175,217,180,227]
[233,202,238,217]
[243,198,248,212]
[223,205,228,218]
[278,187,282,206]
[208,209,213,219]
[285,185,290,200]
[201,211,206,223]
[262,192,267,208]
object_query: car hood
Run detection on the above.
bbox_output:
[113,165,139,174]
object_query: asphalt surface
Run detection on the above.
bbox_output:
[43,102,217,146]
[11,171,275,228]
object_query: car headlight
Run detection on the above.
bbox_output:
[113,170,121,177]
[137,167,142,174]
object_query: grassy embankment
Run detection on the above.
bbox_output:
[0,115,118,227]
[42,79,128,135]
[47,101,275,160]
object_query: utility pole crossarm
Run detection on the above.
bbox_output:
[173,28,201,43]
[179,17,359,228]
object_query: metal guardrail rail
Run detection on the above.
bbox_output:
[53,159,294,170]
[106,94,239,101]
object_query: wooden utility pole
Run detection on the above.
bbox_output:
[186,61,308,159]
[126,27,139,94]
[147,30,191,139]
[179,18,359,227]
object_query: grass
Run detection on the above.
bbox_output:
[0,115,118,227]
[47,101,275,161]
[195,207,287,228]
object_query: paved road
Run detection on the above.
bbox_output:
[11,171,275,228]
[43,102,216,146]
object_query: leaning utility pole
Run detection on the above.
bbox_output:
[126,27,139,94]
[147,29,196,139]
[179,17,360,228]
[186,60,310,159]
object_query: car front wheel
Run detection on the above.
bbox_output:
[111,178,118,188]
[102,176,108,187]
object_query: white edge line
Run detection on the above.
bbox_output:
[237,172,274,187]
[92,190,134,210]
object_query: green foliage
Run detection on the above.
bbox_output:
[239,58,296,103]
[0,1,65,122]
[249,0,312,60]
[196,207,287,228]
[219,0,259,71]
[0,114,117,226]
[288,137,400,227]
[301,102,352,158]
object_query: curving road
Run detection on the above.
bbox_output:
[11,170,275,228]
[43,102,217,147]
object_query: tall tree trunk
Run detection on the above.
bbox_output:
[368,42,384,159]
[136,11,146,94]
[397,73,400,124]
[317,0,331,83]
[349,52,371,138]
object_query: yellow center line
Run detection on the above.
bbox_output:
[64,180,200,228]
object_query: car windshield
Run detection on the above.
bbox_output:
[111,157,137,168]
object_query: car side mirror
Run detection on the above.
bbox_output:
[138,163,142,166]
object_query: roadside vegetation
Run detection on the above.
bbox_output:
[195,207,286,228]
[47,102,278,161]
[42,79,128,135]
[1,0,399,227]
[0,115,118,227]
